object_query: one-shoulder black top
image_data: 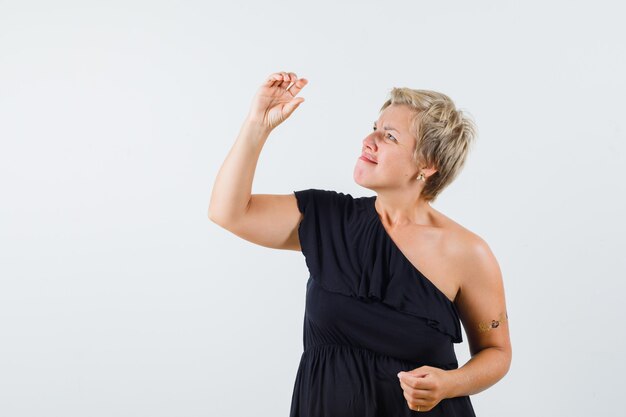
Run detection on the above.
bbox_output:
[289,188,477,416]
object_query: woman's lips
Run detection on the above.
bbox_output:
[359,155,377,164]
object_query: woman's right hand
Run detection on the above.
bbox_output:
[245,71,308,131]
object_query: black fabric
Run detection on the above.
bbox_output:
[289,188,476,417]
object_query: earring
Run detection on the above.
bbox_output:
[416,173,425,182]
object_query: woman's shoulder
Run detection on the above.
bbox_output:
[432,207,484,246]
[434,209,499,286]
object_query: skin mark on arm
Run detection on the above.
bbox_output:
[477,311,509,333]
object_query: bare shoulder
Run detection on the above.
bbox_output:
[434,210,495,266]
[433,210,501,292]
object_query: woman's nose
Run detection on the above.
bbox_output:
[363,132,378,148]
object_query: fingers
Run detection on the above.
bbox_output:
[265,71,308,95]
[287,77,308,97]
[280,72,295,89]
[398,376,431,406]
[266,71,292,88]
[399,377,429,395]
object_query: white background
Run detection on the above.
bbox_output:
[1,1,625,416]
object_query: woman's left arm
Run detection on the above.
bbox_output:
[444,235,512,398]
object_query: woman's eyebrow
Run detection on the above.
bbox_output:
[373,121,401,134]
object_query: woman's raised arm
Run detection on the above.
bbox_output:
[208,71,308,251]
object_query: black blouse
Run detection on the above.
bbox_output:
[288,188,476,416]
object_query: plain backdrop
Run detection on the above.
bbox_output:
[1,1,625,416]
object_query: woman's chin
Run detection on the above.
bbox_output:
[353,170,372,187]
[352,168,364,184]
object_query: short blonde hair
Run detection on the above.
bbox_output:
[380,88,477,202]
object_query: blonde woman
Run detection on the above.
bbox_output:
[209,71,512,416]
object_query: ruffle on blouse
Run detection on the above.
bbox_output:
[294,188,463,344]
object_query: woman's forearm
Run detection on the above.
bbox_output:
[208,119,272,225]
[445,347,512,398]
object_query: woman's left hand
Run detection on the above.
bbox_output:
[397,366,453,412]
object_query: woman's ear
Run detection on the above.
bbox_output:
[416,162,438,179]
[423,167,438,179]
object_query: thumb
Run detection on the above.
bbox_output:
[283,97,305,117]
[398,367,429,379]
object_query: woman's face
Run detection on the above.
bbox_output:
[353,104,420,191]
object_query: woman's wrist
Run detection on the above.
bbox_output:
[443,368,464,399]
[242,116,272,135]
[238,118,273,146]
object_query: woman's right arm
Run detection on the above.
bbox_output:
[208,71,308,251]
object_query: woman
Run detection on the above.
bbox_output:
[209,71,512,416]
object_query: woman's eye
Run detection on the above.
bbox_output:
[372,126,397,142]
